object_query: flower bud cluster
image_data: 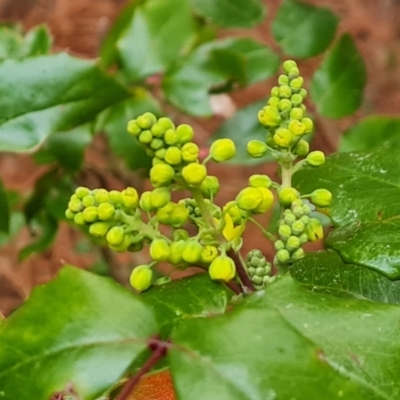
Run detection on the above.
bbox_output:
[245,249,273,290]
[274,199,323,268]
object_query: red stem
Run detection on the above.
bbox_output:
[227,249,255,293]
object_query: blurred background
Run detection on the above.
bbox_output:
[0,0,399,316]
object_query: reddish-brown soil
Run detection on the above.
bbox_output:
[0,0,400,316]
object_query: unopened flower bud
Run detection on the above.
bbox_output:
[292,247,305,260]
[127,120,141,136]
[247,140,268,158]
[164,129,179,145]
[200,176,220,198]
[306,151,325,167]
[274,240,285,251]
[150,138,164,150]
[83,206,98,223]
[138,130,153,144]
[75,187,90,199]
[89,221,111,237]
[93,189,109,204]
[283,60,297,73]
[288,119,306,136]
[273,128,293,148]
[182,163,207,185]
[137,112,156,129]
[169,204,190,227]
[172,228,190,241]
[97,203,115,221]
[253,187,274,214]
[150,188,171,209]
[278,74,289,85]
[209,255,236,282]
[176,124,194,144]
[182,240,203,264]
[270,86,280,97]
[210,139,236,162]
[151,123,166,138]
[164,146,182,165]
[290,94,303,106]
[158,117,175,131]
[268,96,280,107]
[150,238,170,261]
[289,107,304,120]
[258,106,281,127]
[278,187,299,206]
[278,224,292,241]
[305,218,323,242]
[290,77,304,90]
[129,265,153,292]
[109,191,122,205]
[286,236,301,252]
[311,189,332,207]
[236,187,263,211]
[181,142,199,163]
[291,220,305,236]
[276,249,290,264]
[169,240,186,265]
[249,174,272,188]
[150,164,175,187]
[73,212,85,225]
[302,118,313,133]
[293,139,309,156]
[200,245,218,264]
[139,191,154,212]
[279,84,292,99]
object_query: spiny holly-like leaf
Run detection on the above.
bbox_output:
[117,0,194,80]
[0,266,158,400]
[169,276,400,399]
[142,273,232,338]
[189,0,266,28]
[340,116,400,152]
[292,250,400,303]
[294,147,400,279]
[310,34,366,118]
[163,38,278,116]
[272,0,338,58]
[0,53,129,153]
[294,147,400,227]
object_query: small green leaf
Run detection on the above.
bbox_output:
[0,266,157,399]
[294,148,400,227]
[117,0,195,80]
[97,91,161,170]
[189,0,266,28]
[211,100,272,165]
[310,34,366,118]
[0,26,24,59]
[0,178,10,233]
[272,0,338,58]
[0,53,129,153]
[339,116,400,152]
[326,219,400,279]
[0,212,24,247]
[23,24,52,56]
[163,39,278,116]
[170,276,400,399]
[142,274,231,338]
[292,250,400,303]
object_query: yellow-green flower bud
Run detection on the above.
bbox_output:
[305,218,323,242]
[164,129,179,145]
[151,123,166,138]
[200,176,220,198]
[127,120,141,136]
[106,226,125,246]
[253,187,274,214]
[292,247,305,260]
[249,174,272,188]
[292,205,304,219]
[286,236,300,252]
[236,187,263,211]
[154,149,166,161]
[172,228,190,241]
[129,265,153,292]
[109,190,122,205]
[274,239,285,251]
[65,209,75,220]
[299,88,307,99]
[273,128,293,148]
[137,112,156,129]
[82,194,96,208]
[209,255,236,282]
[89,221,111,237]
[200,245,218,264]
[278,187,299,206]
[290,107,304,120]
[73,212,85,225]
[150,188,171,209]
[93,189,109,204]
[279,84,292,99]
[299,232,308,245]
[306,151,325,167]
[210,139,236,162]
[268,96,280,107]
[270,86,280,97]
[291,220,305,236]
[83,206,98,223]
[290,94,303,106]
[283,60,297,73]
[68,198,83,213]
[169,204,190,227]
[278,224,292,241]
[158,117,175,131]
[288,119,306,136]
[150,164,175,187]
[258,106,281,127]
[97,203,115,221]
[169,240,186,265]
[181,142,199,163]
[302,117,313,133]
[121,187,139,209]
[182,240,203,264]
[176,124,194,144]
[288,66,300,79]
[276,249,290,264]
[164,146,182,165]
[223,201,246,224]
[139,191,154,212]
[300,215,310,225]
[138,130,153,144]
[150,238,170,261]
[284,212,296,226]
[150,138,164,151]
[181,163,207,185]
[278,74,289,85]
[311,189,332,207]
[278,99,292,112]
[75,186,90,199]
[293,139,309,156]
[247,140,268,158]
[290,77,304,90]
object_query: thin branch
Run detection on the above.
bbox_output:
[227,249,255,293]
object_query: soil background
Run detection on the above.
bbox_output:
[0,0,399,316]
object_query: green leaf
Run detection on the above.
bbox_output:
[163,39,279,116]
[310,34,366,118]
[142,274,231,338]
[211,100,272,165]
[0,266,157,399]
[272,0,338,58]
[293,147,400,227]
[23,24,52,56]
[339,116,400,152]
[44,124,92,172]
[0,211,24,247]
[97,91,161,170]
[0,26,24,59]
[170,276,400,399]
[0,178,9,233]
[117,0,195,80]
[0,53,129,153]
[292,250,400,303]
[189,0,266,28]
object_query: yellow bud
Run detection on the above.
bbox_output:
[106,226,125,246]
[181,163,207,185]
[288,119,306,136]
[97,203,115,221]
[150,164,175,187]
[127,120,141,136]
[305,218,323,242]
[273,128,293,148]
[209,255,236,282]
[164,146,182,165]
[176,124,194,144]
[149,238,170,261]
[210,139,236,162]
[139,191,154,212]
[129,265,153,292]
[236,187,263,211]
[200,245,218,264]
[293,139,309,156]
[83,206,98,223]
[200,176,220,198]
[278,187,299,206]
[150,188,171,209]
[182,240,203,264]
[169,240,186,265]
[169,204,190,227]
[249,174,272,188]
[302,117,313,133]
[181,142,199,163]
[253,187,274,214]
[258,106,281,127]
[89,221,111,237]
[306,151,325,167]
[156,202,175,224]
[121,187,139,209]
[247,140,268,158]
[310,189,332,207]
